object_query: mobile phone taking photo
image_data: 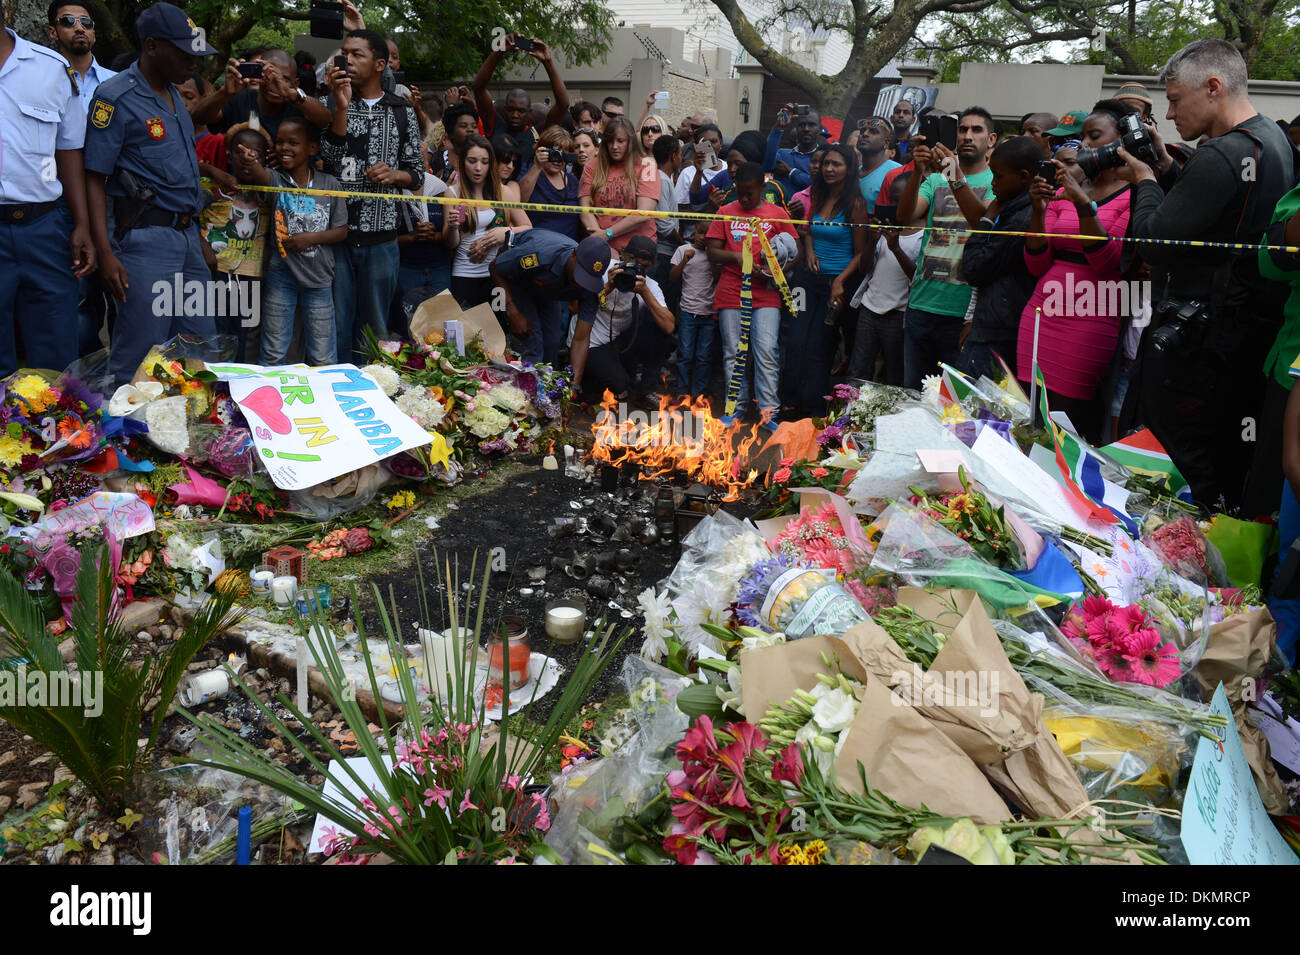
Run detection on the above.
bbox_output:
[237,61,264,79]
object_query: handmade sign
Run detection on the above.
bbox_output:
[1180,684,1299,865]
[207,363,433,491]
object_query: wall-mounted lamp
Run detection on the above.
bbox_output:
[740,86,750,124]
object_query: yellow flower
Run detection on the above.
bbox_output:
[385,490,416,511]
[779,839,829,865]
[0,435,27,468]
[12,375,57,413]
[940,403,969,425]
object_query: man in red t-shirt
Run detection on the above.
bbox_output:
[706,162,797,429]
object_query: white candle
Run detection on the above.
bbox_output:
[542,455,558,470]
[251,570,274,595]
[271,576,298,607]
[546,604,586,644]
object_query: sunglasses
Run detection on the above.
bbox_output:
[602,110,622,119]
[58,14,94,28]
[641,126,661,135]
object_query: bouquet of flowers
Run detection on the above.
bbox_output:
[33,520,122,619]
[1145,516,1228,586]
[908,468,1024,570]
[758,653,865,776]
[735,555,869,640]
[1061,595,1181,689]
[0,373,107,477]
[760,458,843,515]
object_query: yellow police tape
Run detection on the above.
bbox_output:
[204,178,1300,254]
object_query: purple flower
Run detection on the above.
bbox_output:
[832,384,860,402]
[735,553,798,629]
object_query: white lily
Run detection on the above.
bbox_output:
[716,666,744,715]
[821,445,864,470]
[107,381,164,418]
[0,491,45,512]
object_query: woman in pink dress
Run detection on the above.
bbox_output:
[1018,102,1136,440]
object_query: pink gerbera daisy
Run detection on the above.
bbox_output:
[1123,631,1181,688]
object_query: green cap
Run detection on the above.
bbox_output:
[1045,110,1087,136]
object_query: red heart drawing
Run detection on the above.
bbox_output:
[240,385,292,435]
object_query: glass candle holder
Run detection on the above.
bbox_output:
[250,564,275,597]
[488,617,531,690]
[271,575,299,608]
[544,598,586,645]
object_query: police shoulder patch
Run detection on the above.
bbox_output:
[91,100,114,128]
[521,253,539,269]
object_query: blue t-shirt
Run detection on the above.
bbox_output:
[858,160,900,213]
[810,209,854,274]
[529,171,582,239]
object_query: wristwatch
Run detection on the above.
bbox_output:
[295,87,308,104]
[605,228,614,240]
[1076,200,1100,219]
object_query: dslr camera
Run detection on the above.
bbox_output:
[1076,112,1159,178]
[1149,299,1213,355]
[612,260,645,293]
[546,148,580,165]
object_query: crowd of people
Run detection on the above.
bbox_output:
[7,6,1300,526]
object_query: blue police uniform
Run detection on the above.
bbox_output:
[84,61,214,386]
[0,28,85,377]
[493,229,598,364]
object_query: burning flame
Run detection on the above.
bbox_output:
[590,391,761,501]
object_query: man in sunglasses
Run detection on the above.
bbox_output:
[857,116,899,214]
[601,96,624,120]
[47,2,116,113]
[47,1,116,357]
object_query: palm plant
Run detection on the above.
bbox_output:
[0,543,243,814]
[183,549,629,864]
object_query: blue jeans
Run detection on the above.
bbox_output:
[956,337,1016,381]
[718,306,780,418]
[390,262,451,335]
[0,205,79,377]
[262,259,336,366]
[676,310,716,397]
[512,291,566,367]
[903,305,964,391]
[108,223,214,387]
[334,240,400,363]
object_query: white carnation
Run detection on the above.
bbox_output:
[361,364,402,396]
[395,389,446,429]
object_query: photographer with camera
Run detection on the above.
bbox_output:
[517,126,582,239]
[1117,38,1297,511]
[470,33,570,174]
[569,235,676,402]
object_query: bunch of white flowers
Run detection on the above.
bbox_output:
[637,586,675,662]
[395,388,446,430]
[464,403,510,438]
[360,364,402,397]
[484,383,529,415]
[761,670,864,776]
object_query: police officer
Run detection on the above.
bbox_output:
[0,18,96,378]
[83,2,220,387]
[490,231,610,368]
